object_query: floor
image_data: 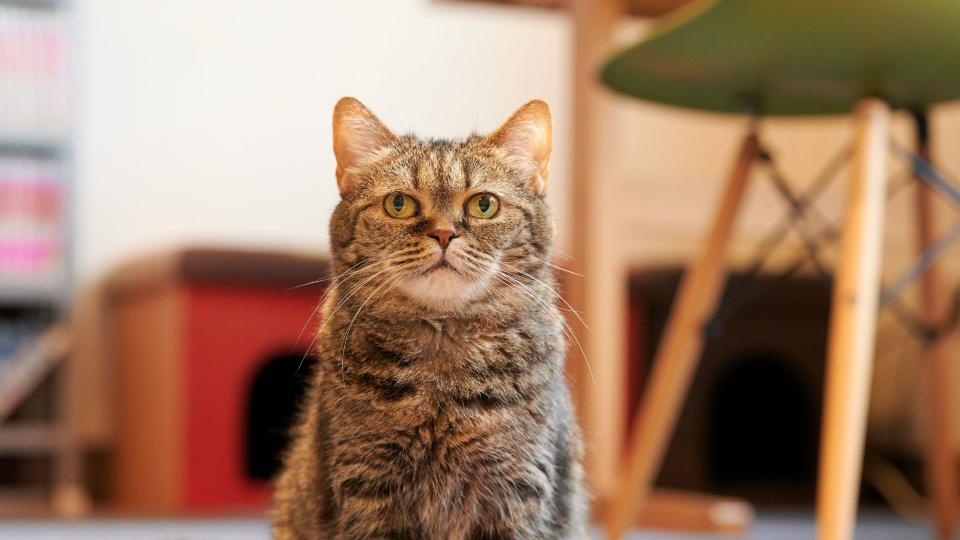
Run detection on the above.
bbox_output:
[0,513,933,539]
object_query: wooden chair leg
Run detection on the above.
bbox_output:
[912,111,958,540]
[816,98,891,540]
[597,489,753,535]
[636,490,753,534]
[605,131,759,539]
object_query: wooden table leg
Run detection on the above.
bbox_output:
[605,131,759,539]
[912,110,958,540]
[816,98,890,540]
[569,0,626,501]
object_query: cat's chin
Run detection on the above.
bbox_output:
[400,267,489,312]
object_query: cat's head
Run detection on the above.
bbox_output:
[329,97,554,315]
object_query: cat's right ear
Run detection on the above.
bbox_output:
[332,97,396,195]
[486,100,552,196]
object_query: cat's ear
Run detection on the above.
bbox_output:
[487,100,552,195]
[333,97,396,195]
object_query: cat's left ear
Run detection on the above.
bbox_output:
[487,100,552,196]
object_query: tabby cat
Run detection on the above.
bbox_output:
[272,97,586,539]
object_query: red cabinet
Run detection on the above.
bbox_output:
[109,249,326,513]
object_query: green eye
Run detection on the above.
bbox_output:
[466,193,500,219]
[384,193,419,219]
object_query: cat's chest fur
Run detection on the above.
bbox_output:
[315,314,562,535]
[326,314,559,428]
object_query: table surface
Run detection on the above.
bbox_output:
[602,0,960,115]
[445,0,694,18]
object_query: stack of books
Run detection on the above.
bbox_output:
[0,154,63,296]
[0,2,67,140]
[0,2,67,298]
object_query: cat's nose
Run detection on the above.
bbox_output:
[428,228,457,249]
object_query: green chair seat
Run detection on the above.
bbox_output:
[601,0,960,116]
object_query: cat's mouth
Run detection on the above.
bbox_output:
[402,251,489,308]
[422,258,460,275]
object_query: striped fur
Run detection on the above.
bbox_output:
[272,98,586,539]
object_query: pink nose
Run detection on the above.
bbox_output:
[429,228,457,249]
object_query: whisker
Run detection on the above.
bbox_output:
[290,256,395,354]
[500,263,591,332]
[337,269,409,377]
[284,258,369,291]
[491,272,596,388]
[296,260,407,372]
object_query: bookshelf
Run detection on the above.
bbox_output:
[0,0,77,517]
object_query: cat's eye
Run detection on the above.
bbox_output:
[466,193,500,219]
[384,192,419,219]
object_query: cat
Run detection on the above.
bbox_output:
[271,97,586,539]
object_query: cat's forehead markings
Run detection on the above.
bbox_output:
[410,151,428,191]
[401,140,487,196]
[423,149,441,191]
[460,158,498,190]
[444,151,468,191]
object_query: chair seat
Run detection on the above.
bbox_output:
[601,0,960,115]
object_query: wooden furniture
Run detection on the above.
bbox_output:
[600,1,960,539]
[553,0,753,533]
[606,489,752,534]
[625,269,833,504]
[106,249,327,512]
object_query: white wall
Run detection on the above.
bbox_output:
[75,1,960,449]
[75,0,571,281]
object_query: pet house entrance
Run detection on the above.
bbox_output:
[710,354,815,490]
[246,353,317,481]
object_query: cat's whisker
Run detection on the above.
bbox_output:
[519,294,596,390]
[339,271,401,349]
[284,276,334,291]
[492,272,596,388]
[285,258,371,291]
[291,260,380,345]
[500,263,591,332]
[297,259,408,372]
[337,269,409,378]
[291,256,398,356]
[456,255,492,280]
[290,251,404,296]
[496,246,581,279]
[319,251,422,318]
[523,254,584,277]
[553,247,575,262]
[490,273,560,333]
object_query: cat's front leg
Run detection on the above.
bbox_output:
[467,451,587,540]
[332,473,420,540]
[464,467,556,540]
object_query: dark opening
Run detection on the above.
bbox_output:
[245,353,317,480]
[710,354,813,487]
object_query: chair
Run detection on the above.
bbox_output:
[599,1,960,539]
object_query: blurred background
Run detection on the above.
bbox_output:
[0,0,957,538]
